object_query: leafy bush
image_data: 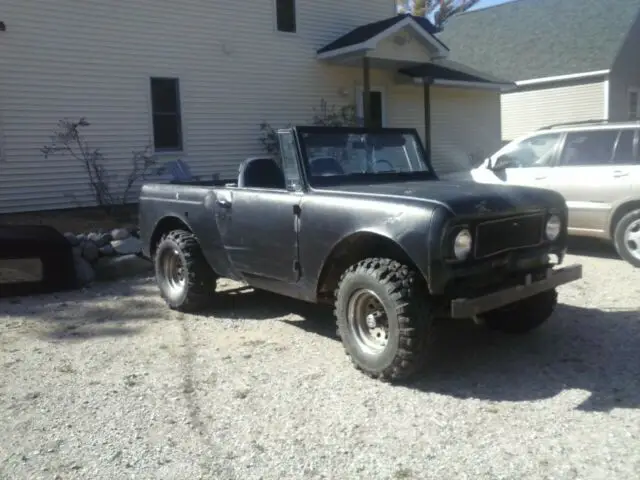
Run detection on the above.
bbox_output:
[42,117,158,214]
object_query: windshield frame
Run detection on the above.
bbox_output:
[293,126,438,188]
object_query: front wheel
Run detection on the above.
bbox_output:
[483,288,557,334]
[334,258,433,382]
[154,229,218,312]
[613,209,640,267]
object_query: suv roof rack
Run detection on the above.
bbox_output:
[538,119,640,130]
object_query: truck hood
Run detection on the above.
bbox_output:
[317,180,565,216]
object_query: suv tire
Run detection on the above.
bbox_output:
[154,229,218,312]
[613,209,640,267]
[483,288,557,334]
[334,257,432,382]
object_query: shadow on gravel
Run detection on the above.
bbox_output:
[411,304,640,412]
[203,287,640,412]
[0,276,164,340]
[202,287,337,337]
[567,236,621,261]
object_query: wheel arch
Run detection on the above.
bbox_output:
[315,230,422,304]
[609,199,640,238]
[149,215,193,258]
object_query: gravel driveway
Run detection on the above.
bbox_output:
[2,241,639,480]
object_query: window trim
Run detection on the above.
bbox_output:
[273,0,297,34]
[149,77,184,153]
[491,131,563,169]
[556,128,623,167]
[628,87,640,120]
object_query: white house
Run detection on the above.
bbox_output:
[0,0,513,214]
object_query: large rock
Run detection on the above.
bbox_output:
[111,237,143,255]
[99,244,116,257]
[81,241,100,263]
[111,228,130,241]
[74,257,95,286]
[64,232,80,246]
[94,254,153,281]
[88,232,112,247]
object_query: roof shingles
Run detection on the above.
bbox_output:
[437,0,640,81]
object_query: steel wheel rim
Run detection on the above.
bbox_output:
[624,219,640,261]
[347,289,389,354]
[160,248,186,295]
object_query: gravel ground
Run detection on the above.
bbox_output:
[1,241,639,480]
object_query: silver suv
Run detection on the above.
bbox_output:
[467,120,640,267]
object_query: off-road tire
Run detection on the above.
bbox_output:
[154,229,218,312]
[613,209,640,267]
[483,288,557,334]
[334,257,432,383]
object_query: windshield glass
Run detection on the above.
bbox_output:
[297,129,435,185]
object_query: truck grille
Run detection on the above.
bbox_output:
[474,213,544,258]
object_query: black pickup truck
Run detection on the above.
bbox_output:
[139,126,582,382]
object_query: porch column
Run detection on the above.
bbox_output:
[362,56,371,127]
[423,80,432,158]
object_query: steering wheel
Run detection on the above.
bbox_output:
[374,159,395,172]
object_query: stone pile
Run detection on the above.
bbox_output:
[64,227,152,285]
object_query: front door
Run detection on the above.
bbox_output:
[472,131,563,187]
[215,130,304,284]
[356,87,386,127]
[217,189,301,283]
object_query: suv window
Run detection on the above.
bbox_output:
[497,132,561,168]
[612,129,638,165]
[558,130,619,166]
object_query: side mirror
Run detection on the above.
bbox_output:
[491,154,515,171]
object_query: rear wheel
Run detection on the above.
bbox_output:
[334,257,433,382]
[613,209,640,267]
[154,230,217,312]
[483,288,557,334]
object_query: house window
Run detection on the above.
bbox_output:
[629,88,640,120]
[275,0,296,33]
[150,78,183,151]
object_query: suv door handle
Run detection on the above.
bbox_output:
[613,170,629,178]
[534,176,547,180]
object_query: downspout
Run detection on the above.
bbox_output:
[362,56,371,127]
[423,79,432,160]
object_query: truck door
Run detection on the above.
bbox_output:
[216,130,303,285]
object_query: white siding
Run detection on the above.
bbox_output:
[0,0,503,213]
[0,0,398,213]
[388,84,426,142]
[501,80,605,142]
[430,87,502,175]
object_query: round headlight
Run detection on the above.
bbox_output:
[453,229,473,260]
[545,214,562,241]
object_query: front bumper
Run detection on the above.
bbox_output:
[450,263,582,319]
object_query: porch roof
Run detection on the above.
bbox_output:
[316,13,449,60]
[399,59,516,91]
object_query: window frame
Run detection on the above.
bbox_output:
[492,131,563,169]
[276,129,304,192]
[556,128,622,167]
[628,87,640,120]
[149,77,184,153]
[274,0,297,34]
